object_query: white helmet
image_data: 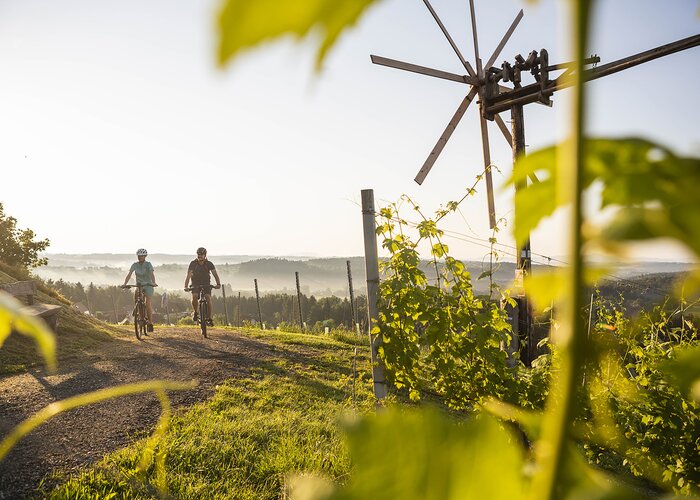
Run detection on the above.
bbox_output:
[136,248,148,257]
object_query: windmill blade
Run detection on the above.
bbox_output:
[422,0,477,78]
[370,55,478,85]
[468,0,483,77]
[478,115,497,229]
[493,113,539,184]
[485,10,524,70]
[494,113,512,144]
[415,87,479,185]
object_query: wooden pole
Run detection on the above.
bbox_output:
[361,189,388,399]
[347,260,357,330]
[254,279,263,329]
[111,288,118,323]
[237,291,241,328]
[512,104,534,366]
[161,292,170,325]
[295,271,304,331]
[222,284,230,326]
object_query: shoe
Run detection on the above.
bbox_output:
[206,318,214,327]
[192,313,199,322]
[147,323,154,333]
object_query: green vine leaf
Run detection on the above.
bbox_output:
[512,138,700,259]
[0,291,56,372]
[217,0,381,69]
[659,345,700,403]
[328,408,524,499]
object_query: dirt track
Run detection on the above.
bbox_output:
[0,326,292,499]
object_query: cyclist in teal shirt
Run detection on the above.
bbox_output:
[122,248,157,331]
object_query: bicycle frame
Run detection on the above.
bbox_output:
[122,283,156,340]
[186,285,213,338]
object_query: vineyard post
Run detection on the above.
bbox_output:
[161,292,170,325]
[254,279,263,329]
[221,284,230,325]
[295,271,304,331]
[110,288,118,323]
[237,291,241,327]
[347,260,357,331]
[361,189,388,399]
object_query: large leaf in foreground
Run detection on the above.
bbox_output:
[331,409,524,500]
[217,0,380,68]
[512,138,700,259]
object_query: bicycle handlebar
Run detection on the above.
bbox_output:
[184,284,219,292]
[121,284,158,289]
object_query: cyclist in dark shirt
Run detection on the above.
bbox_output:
[184,247,221,326]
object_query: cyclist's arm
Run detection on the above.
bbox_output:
[123,270,133,286]
[184,270,193,289]
[150,268,157,286]
[211,269,221,288]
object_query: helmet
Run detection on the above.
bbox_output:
[136,248,148,257]
[196,247,207,256]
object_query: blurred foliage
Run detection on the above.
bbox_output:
[217,0,381,68]
[512,139,700,262]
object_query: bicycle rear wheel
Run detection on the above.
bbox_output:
[199,300,208,338]
[133,305,142,340]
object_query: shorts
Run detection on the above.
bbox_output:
[138,285,155,298]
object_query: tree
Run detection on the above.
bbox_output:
[0,203,50,269]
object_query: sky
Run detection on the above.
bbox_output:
[0,0,698,265]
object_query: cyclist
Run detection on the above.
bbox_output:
[122,248,157,332]
[184,247,221,326]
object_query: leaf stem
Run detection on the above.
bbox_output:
[530,1,592,498]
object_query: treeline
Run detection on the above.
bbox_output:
[45,279,368,331]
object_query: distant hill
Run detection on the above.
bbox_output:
[35,254,695,298]
[37,254,521,295]
[596,271,698,316]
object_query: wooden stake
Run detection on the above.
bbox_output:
[295,271,304,331]
[361,189,388,400]
[347,260,357,330]
[222,284,230,326]
[254,279,263,329]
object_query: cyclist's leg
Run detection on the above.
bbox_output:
[144,295,153,322]
[191,293,199,320]
[205,293,214,323]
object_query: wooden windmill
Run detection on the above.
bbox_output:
[371,0,700,363]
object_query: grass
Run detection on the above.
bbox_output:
[0,266,119,375]
[42,329,375,499]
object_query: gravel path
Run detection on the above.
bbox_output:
[0,326,291,499]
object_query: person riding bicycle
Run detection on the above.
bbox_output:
[122,248,157,332]
[184,247,221,326]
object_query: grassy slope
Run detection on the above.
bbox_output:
[0,265,119,375]
[45,329,375,499]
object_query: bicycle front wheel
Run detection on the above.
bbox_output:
[140,306,148,338]
[199,300,208,338]
[133,306,142,340]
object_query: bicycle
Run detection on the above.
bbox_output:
[121,283,157,340]
[184,284,217,338]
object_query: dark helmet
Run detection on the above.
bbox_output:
[196,247,207,256]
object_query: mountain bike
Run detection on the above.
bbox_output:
[185,284,217,338]
[122,283,157,340]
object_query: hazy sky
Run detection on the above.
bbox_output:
[1,0,698,264]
